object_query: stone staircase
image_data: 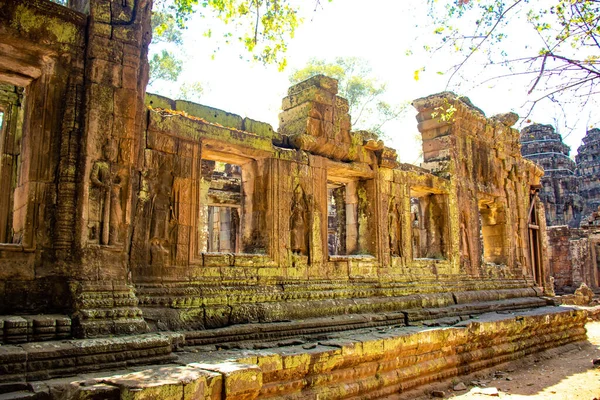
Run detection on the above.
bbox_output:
[0,306,589,400]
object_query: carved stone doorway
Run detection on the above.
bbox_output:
[528,188,543,287]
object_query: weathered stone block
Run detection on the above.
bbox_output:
[146,93,176,110]
[147,132,176,154]
[89,1,111,23]
[279,102,334,126]
[89,22,112,38]
[241,118,277,139]
[280,117,321,137]
[288,75,338,96]
[203,253,232,267]
[113,25,142,46]
[282,86,336,111]
[114,88,138,119]
[68,383,120,400]
[89,58,122,87]
[335,96,350,114]
[175,101,244,130]
[193,362,262,400]
[122,66,138,90]
[204,306,231,329]
[89,37,123,62]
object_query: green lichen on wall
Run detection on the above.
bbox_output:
[149,111,274,154]
[242,117,277,140]
[145,93,175,110]
[11,4,81,46]
[175,100,244,131]
[348,132,365,161]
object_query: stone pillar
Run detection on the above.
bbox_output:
[345,181,358,254]
[279,75,354,162]
[70,0,152,337]
[77,0,152,267]
[0,85,23,244]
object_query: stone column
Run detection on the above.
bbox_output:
[70,0,152,337]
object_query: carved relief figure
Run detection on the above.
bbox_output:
[460,217,472,271]
[149,168,174,265]
[230,207,240,252]
[388,200,402,256]
[90,140,123,245]
[290,184,308,255]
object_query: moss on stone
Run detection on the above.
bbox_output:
[175,100,243,130]
[12,4,81,47]
[146,93,175,110]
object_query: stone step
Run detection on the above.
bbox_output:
[0,333,182,384]
[37,306,588,400]
[0,384,28,395]
[183,296,548,348]
[0,392,38,400]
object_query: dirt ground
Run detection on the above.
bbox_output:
[402,321,600,400]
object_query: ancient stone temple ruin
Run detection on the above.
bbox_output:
[520,124,600,292]
[577,128,600,218]
[520,124,582,227]
[0,0,592,398]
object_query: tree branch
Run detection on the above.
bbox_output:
[446,0,525,89]
[528,53,548,94]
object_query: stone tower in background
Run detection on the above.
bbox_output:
[576,128,600,219]
[520,124,582,227]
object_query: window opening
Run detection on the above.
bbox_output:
[0,84,25,244]
[328,183,346,256]
[204,161,242,253]
[327,180,371,256]
[479,200,507,265]
[411,192,448,259]
[528,188,543,286]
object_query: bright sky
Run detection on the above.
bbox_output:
[148,0,599,164]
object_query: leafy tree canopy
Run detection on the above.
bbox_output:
[290,57,407,137]
[427,0,600,119]
[149,1,327,100]
[178,81,205,102]
[149,49,183,85]
[151,0,323,71]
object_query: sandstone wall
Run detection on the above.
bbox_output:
[118,85,550,331]
[547,226,597,291]
[0,1,550,338]
[0,0,88,313]
[413,94,545,286]
[0,2,588,395]
[30,307,588,400]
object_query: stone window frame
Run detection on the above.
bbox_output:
[0,102,11,244]
[409,187,451,261]
[0,86,25,248]
[326,159,376,262]
[190,143,271,267]
[204,161,243,253]
[478,197,508,266]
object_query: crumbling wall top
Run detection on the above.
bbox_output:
[146,93,278,141]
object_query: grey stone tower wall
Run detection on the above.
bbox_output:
[576,128,600,219]
[520,124,583,227]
